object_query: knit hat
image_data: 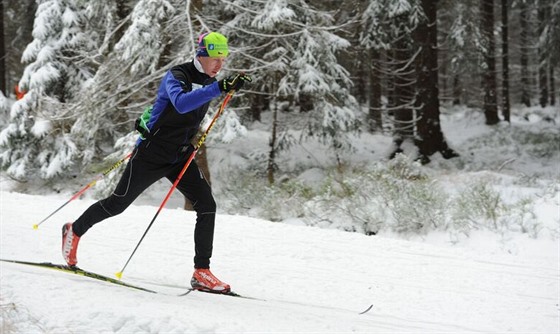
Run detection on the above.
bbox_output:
[196,32,229,58]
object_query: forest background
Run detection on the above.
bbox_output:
[0,0,558,237]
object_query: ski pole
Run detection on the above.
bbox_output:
[33,153,132,230]
[116,91,235,279]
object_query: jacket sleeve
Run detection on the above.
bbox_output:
[164,70,221,114]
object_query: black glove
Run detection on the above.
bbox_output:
[219,73,252,92]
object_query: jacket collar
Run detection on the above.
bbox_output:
[193,57,205,74]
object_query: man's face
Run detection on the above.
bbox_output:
[198,56,226,77]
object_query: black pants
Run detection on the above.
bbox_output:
[72,141,216,269]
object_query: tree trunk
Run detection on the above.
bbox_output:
[501,0,510,122]
[415,0,458,163]
[538,1,549,108]
[480,0,499,125]
[250,92,267,122]
[354,48,368,105]
[114,0,133,45]
[298,93,314,112]
[519,0,531,107]
[267,96,278,185]
[4,0,36,93]
[452,74,461,105]
[0,0,6,96]
[389,30,415,159]
[550,65,556,106]
[368,48,382,132]
[190,0,203,20]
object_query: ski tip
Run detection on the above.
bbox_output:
[32,224,39,230]
[115,271,123,280]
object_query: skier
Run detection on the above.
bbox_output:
[61,32,251,293]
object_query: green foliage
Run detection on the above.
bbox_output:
[219,154,448,235]
[515,129,560,158]
[451,181,504,233]
[346,155,447,235]
[218,153,548,239]
[220,172,311,222]
[470,124,560,160]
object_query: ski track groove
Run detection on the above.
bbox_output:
[1,191,558,333]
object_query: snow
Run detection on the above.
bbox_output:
[0,190,558,333]
[252,1,296,29]
[30,119,51,138]
[1,101,559,332]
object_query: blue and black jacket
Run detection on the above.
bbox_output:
[140,60,222,150]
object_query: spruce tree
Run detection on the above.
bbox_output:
[0,0,96,179]
[202,0,359,177]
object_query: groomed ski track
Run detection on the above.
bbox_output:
[1,191,557,333]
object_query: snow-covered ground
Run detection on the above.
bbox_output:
[0,190,558,333]
[1,104,559,332]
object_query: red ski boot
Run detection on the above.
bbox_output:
[61,223,80,267]
[191,268,231,293]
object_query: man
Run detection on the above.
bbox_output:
[61,32,251,293]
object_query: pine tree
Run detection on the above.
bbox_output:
[0,0,97,179]
[203,0,359,180]
[537,0,559,107]
[360,0,423,157]
[3,0,39,99]
[414,0,458,162]
[0,91,7,126]
[0,0,5,96]
[68,0,179,165]
[438,0,481,106]
[547,0,559,106]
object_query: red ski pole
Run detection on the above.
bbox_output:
[33,153,132,230]
[116,91,235,279]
